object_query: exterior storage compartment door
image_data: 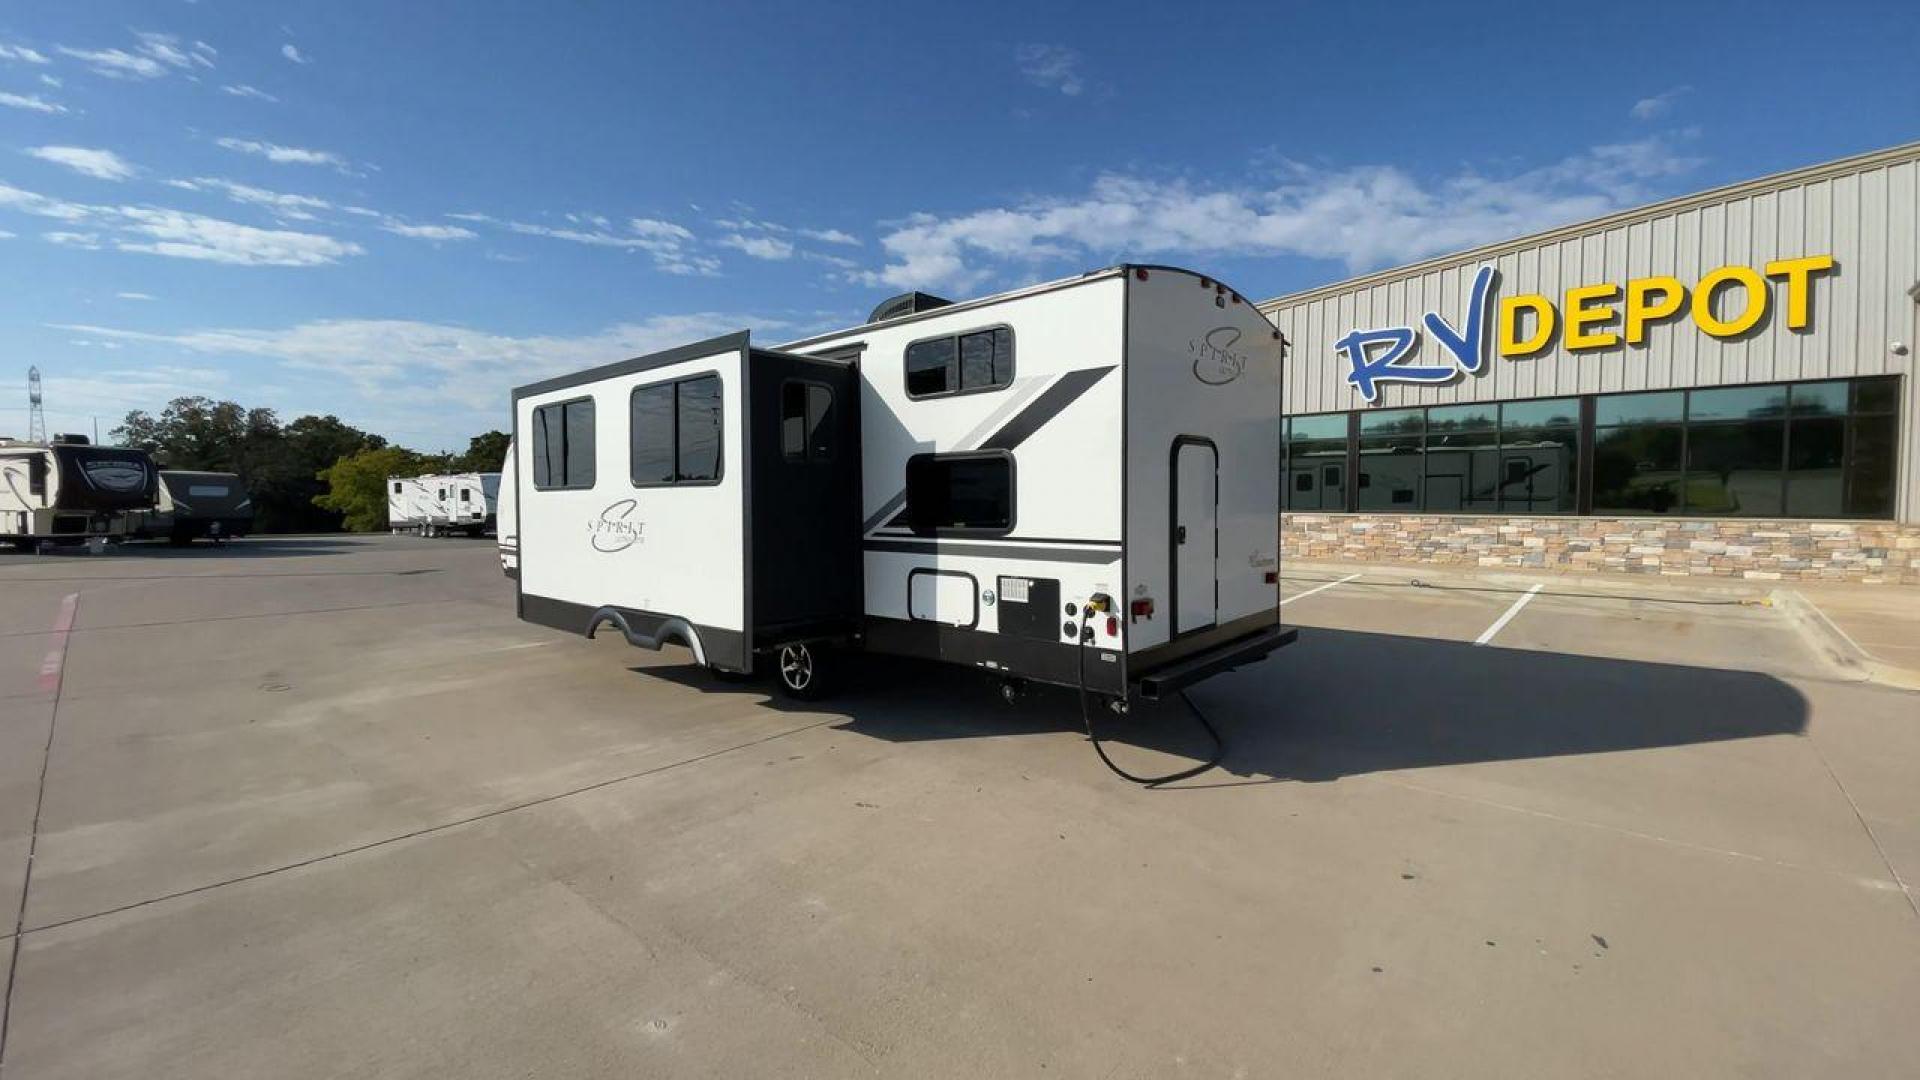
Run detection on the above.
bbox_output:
[1171,438,1217,635]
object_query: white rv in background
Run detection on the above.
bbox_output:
[497,443,517,577]
[387,475,435,533]
[1,435,158,548]
[424,472,499,536]
[511,265,1293,707]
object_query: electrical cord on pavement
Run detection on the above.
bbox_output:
[1075,604,1225,786]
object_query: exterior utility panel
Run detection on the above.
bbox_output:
[510,266,1290,700]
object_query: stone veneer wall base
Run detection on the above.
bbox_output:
[1281,514,1920,585]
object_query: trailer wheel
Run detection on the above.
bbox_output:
[775,642,832,700]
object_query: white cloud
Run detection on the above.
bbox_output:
[221,83,279,102]
[380,221,475,241]
[720,232,794,260]
[800,227,859,246]
[27,145,137,181]
[0,43,51,65]
[116,291,156,300]
[51,312,787,405]
[1015,44,1087,96]
[0,180,362,266]
[484,214,717,275]
[44,230,102,250]
[447,211,493,223]
[215,136,351,171]
[176,176,331,220]
[0,228,13,239]
[134,32,200,70]
[1630,86,1691,121]
[57,46,165,79]
[856,135,1706,290]
[281,43,311,65]
[0,91,65,114]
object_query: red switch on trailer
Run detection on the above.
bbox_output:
[1129,598,1154,622]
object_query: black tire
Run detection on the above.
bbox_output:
[774,641,835,701]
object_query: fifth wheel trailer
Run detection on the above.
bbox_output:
[511,265,1295,705]
[0,436,158,547]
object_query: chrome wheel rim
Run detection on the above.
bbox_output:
[779,645,812,691]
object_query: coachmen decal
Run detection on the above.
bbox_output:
[80,458,148,492]
[1190,326,1249,385]
[589,499,644,552]
[1334,255,1836,403]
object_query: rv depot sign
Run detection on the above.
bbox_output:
[1334,254,1835,402]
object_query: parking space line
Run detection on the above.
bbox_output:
[1280,572,1362,606]
[1474,583,1542,646]
[36,592,78,696]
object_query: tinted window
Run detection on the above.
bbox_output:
[781,382,836,463]
[906,454,1012,533]
[630,374,722,486]
[905,329,1012,398]
[1689,385,1788,422]
[392,482,402,494]
[905,337,955,397]
[676,376,722,482]
[629,383,675,484]
[1853,377,1898,415]
[806,384,834,460]
[1591,424,1682,514]
[1595,391,1683,426]
[1686,421,1784,515]
[1288,414,1346,441]
[1500,398,1580,429]
[1789,380,1849,417]
[1359,407,1423,435]
[532,399,594,489]
[780,382,807,459]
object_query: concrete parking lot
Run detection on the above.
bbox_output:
[2,536,1916,1078]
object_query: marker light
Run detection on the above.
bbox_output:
[1129,598,1154,619]
[1134,268,1149,281]
[1106,615,1119,638]
[1264,571,1279,584]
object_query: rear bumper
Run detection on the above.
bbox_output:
[1134,624,1297,701]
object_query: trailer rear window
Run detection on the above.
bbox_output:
[781,381,836,462]
[905,452,1013,534]
[630,373,723,486]
[531,398,596,490]
[904,327,1013,399]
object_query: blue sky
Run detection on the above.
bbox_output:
[0,1,1915,450]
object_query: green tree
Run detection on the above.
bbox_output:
[454,429,510,472]
[314,446,436,532]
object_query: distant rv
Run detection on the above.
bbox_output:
[0,434,158,548]
[129,470,254,545]
[426,472,499,537]
[387,475,436,533]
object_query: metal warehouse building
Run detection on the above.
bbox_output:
[1260,141,1920,583]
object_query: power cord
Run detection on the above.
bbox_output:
[1075,603,1225,786]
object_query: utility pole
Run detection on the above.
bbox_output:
[27,365,46,443]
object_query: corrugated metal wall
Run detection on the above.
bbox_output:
[1260,142,1920,520]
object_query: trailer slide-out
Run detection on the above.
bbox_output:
[510,264,1295,713]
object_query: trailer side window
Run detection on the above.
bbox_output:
[28,455,47,497]
[781,381,836,462]
[905,453,1013,534]
[629,373,723,486]
[531,398,596,489]
[392,482,402,494]
[904,327,1013,400]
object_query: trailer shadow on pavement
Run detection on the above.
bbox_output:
[635,625,1810,787]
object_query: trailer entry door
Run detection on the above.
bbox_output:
[1172,438,1217,634]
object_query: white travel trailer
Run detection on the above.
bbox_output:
[388,475,435,533]
[497,443,518,577]
[0,435,158,548]
[422,471,499,536]
[510,265,1294,709]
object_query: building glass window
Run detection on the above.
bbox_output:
[1496,398,1578,513]
[1283,414,1347,511]
[1357,408,1423,511]
[1592,391,1684,514]
[1425,404,1498,512]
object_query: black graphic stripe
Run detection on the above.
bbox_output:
[865,539,1121,564]
[978,366,1115,452]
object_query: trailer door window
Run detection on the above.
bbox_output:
[629,373,723,486]
[531,397,596,489]
[905,453,1013,534]
[904,327,1013,399]
[781,381,836,462]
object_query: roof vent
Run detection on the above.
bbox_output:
[868,291,953,324]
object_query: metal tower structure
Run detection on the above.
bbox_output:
[27,366,46,443]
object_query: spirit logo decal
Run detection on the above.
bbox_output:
[1190,326,1250,385]
[589,499,644,553]
[1335,265,1495,404]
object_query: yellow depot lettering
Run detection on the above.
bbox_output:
[1694,265,1768,338]
[1764,254,1835,330]
[1498,294,1555,356]
[1563,283,1621,350]
[1623,276,1685,344]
